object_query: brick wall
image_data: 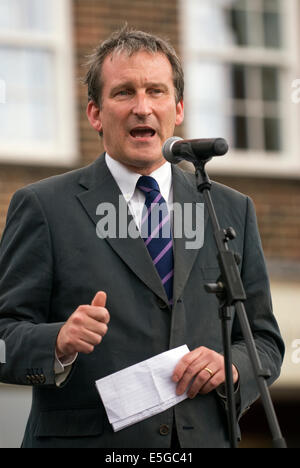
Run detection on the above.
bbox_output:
[0,0,299,276]
[74,0,180,166]
[213,176,300,267]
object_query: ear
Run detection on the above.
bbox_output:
[175,98,184,127]
[86,101,103,133]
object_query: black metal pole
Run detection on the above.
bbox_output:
[195,161,286,449]
[220,305,239,448]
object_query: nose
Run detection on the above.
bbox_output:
[132,92,152,118]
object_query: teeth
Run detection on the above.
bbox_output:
[130,128,155,138]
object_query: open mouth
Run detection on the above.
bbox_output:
[130,126,156,139]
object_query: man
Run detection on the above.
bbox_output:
[0,27,284,448]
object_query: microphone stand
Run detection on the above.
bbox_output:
[193,158,286,449]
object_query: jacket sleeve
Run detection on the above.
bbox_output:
[231,196,285,419]
[0,187,63,387]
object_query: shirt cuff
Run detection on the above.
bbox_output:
[54,351,78,387]
[54,351,78,374]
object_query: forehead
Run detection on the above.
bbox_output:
[101,50,174,88]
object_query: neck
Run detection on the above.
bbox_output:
[105,155,167,176]
[113,158,167,176]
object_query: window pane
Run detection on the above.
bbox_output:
[233,115,248,149]
[264,117,281,151]
[185,60,233,142]
[190,61,231,101]
[188,108,231,140]
[230,8,248,46]
[232,65,246,99]
[249,116,264,151]
[263,0,279,13]
[0,0,53,33]
[262,67,279,101]
[185,0,283,51]
[185,0,246,50]
[231,0,247,10]
[0,47,56,142]
[248,10,265,48]
[263,12,281,48]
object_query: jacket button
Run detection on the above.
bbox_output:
[26,375,32,384]
[159,424,170,436]
[156,297,168,309]
[38,374,46,384]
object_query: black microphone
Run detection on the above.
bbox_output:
[162,136,229,164]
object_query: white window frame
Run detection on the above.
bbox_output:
[0,0,78,167]
[180,0,300,178]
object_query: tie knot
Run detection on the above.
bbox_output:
[136,176,160,195]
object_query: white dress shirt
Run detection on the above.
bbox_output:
[105,152,173,230]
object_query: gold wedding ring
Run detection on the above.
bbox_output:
[204,367,214,378]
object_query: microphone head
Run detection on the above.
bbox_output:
[162,136,183,163]
[213,138,229,156]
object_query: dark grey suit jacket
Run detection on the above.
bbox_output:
[0,155,284,448]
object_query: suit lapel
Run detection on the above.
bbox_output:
[76,156,168,303]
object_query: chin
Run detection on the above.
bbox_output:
[126,157,164,172]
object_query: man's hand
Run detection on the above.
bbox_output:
[172,346,239,399]
[56,291,110,359]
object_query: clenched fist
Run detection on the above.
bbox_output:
[56,291,110,360]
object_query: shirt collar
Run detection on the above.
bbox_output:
[105,153,172,203]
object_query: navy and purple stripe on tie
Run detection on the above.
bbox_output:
[136,176,174,305]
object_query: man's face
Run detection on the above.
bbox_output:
[87,50,184,174]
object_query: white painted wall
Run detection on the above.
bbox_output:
[0,384,32,448]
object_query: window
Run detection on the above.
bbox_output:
[0,0,77,166]
[180,0,300,177]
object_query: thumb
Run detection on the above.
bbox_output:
[91,291,107,307]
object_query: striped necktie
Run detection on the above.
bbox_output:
[136,176,174,305]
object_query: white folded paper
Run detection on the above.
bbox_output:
[95,345,189,432]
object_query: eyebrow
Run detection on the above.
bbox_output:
[110,81,170,95]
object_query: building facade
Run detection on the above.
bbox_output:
[0,0,299,448]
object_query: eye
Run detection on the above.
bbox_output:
[115,89,133,97]
[149,88,164,95]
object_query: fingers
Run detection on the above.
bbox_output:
[172,347,204,390]
[71,306,109,338]
[78,304,110,325]
[190,367,223,397]
[91,291,107,308]
[90,291,110,324]
[172,347,236,399]
[172,348,214,397]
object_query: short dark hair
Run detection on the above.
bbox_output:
[84,25,184,107]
